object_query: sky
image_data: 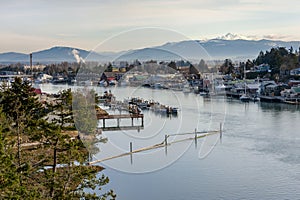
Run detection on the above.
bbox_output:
[0,0,299,53]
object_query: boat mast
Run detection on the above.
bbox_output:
[244,64,246,95]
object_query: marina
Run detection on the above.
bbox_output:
[39,83,300,200]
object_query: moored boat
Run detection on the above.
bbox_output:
[240,94,251,102]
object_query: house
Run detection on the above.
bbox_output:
[255,64,270,73]
[23,65,46,71]
[260,81,278,96]
[290,68,300,76]
[281,86,300,98]
[35,73,53,83]
[246,83,260,95]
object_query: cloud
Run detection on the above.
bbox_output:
[56,33,79,37]
[1,0,300,52]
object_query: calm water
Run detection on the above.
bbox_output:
[39,84,300,200]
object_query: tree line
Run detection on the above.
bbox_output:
[219,46,300,80]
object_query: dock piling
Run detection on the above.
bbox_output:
[165,135,168,146]
[194,128,197,148]
[220,122,223,140]
[130,142,133,164]
[130,142,133,153]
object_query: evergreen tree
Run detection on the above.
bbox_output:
[0,79,115,199]
[198,59,209,72]
[0,108,40,199]
[52,89,74,129]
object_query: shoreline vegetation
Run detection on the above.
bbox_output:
[0,77,116,200]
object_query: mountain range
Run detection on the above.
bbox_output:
[1,33,299,64]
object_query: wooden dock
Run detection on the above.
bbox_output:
[259,95,282,103]
[226,91,242,98]
[102,126,144,131]
[97,114,144,129]
[88,129,221,165]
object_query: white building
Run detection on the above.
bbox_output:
[23,65,46,71]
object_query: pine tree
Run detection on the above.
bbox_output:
[0,78,115,199]
[52,88,74,130]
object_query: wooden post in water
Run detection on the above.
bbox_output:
[141,116,144,127]
[164,135,168,155]
[131,117,134,126]
[194,128,197,148]
[220,122,223,140]
[103,119,105,128]
[117,118,120,127]
[130,142,133,153]
[130,142,133,165]
[165,144,168,155]
[165,135,168,146]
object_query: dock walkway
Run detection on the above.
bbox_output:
[88,129,221,165]
[97,114,144,129]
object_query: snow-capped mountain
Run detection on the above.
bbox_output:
[215,33,256,41]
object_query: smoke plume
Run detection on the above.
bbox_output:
[72,49,85,63]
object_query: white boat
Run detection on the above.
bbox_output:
[251,96,260,102]
[199,91,210,97]
[214,83,227,95]
[240,66,251,102]
[183,84,191,93]
[240,79,250,102]
[240,94,251,102]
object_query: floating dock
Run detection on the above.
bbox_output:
[88,128,222,165]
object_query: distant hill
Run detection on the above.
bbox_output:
[115,48,182,61]
[0,52,28,64]
[33,46,89,62]
[157,39,300,61]
[111,38,300,62]
[0,46,106,64]
[1,36,300,64]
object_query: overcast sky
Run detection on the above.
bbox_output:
[0,0,299,53]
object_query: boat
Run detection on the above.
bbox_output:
[183,84,191,93]
[240,84,250,102]
[213,83,232,96]
[240,94,251,102]
[199,89,210,97]
[251,96,260,102]
[166,107,178,115]
[240,66,251,102]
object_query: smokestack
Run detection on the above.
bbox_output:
[30,53,32,72]
[30,53,33,83]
